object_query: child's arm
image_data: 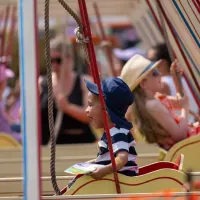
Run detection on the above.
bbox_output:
[90,151,128,179]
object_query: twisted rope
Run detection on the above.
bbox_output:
[74,27,90,64]
[57,0,90,64]
[44,0,61,195]
[44,0,91,195]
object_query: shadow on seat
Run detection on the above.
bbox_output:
[0,133,21,148]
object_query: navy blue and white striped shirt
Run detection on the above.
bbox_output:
[95,126,138,176]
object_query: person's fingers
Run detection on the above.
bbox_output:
[85,171,93,176]
[176,93,181,100]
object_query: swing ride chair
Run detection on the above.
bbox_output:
[42,0,199,196]
[62,155,186,195]
[161,134,200,172]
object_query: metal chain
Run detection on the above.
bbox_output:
[44,0,61,195]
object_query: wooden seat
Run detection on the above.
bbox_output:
[63,169,186,195]
[61,157,186,195]
[139,154,184,175]
[164,134,200,171]
[0,133,21,148]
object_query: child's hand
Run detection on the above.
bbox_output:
[176,93,189,110]
[90,166,109,180]
[170,59,184,75]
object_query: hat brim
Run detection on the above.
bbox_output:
[85,79,99,95]
[131,59,162,91]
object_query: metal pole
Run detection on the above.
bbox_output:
[18,0,42,199]
[78,0,121,194]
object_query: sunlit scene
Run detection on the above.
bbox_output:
[0,0,199,199]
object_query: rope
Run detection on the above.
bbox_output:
[57,0,82,27]
[44,0,90,195]
[57,0,90,64]
[44,0,61,195]
[74,27,90,64]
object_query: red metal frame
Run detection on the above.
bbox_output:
[0,12,4,32]
[5,6,17,61]
[78,1,97,83]
[146,0,200,109]
[192,0,200,14]
[78,0,121,194]
[93,2,117,77]
[156,0,200,94]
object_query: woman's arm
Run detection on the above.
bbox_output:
[165,92,190,110]
[38,75,44,95]
[55,74,91,124]
[146,99,189,142]
[90,151,128,179]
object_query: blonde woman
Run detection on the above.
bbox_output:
[120,55,200,150]
[40,38,96,144]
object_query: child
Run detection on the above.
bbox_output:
[84,77,138,179]
[120,54,200,150]
[66,77,137,190]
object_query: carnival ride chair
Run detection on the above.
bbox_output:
[162,134,200,172]
[62,154,186,195]
[0,133,21,148]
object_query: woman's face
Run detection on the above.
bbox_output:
[50,50,63,74]
[147,49,170,76]
[141,68,163,94]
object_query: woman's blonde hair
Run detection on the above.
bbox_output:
[50,35,72,57]
[132,86,169,144]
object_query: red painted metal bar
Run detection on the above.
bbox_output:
[5,6,17,61]
[156,0,200,95]
[93,2,117,77]
[0,12,4,31]
[78,1,97,83]
[78,0,121,194]
[146,0,200,108]
[0,12,4,52]
[146,0,164,35]
[192,0,200,14]
[0,6,10,60]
